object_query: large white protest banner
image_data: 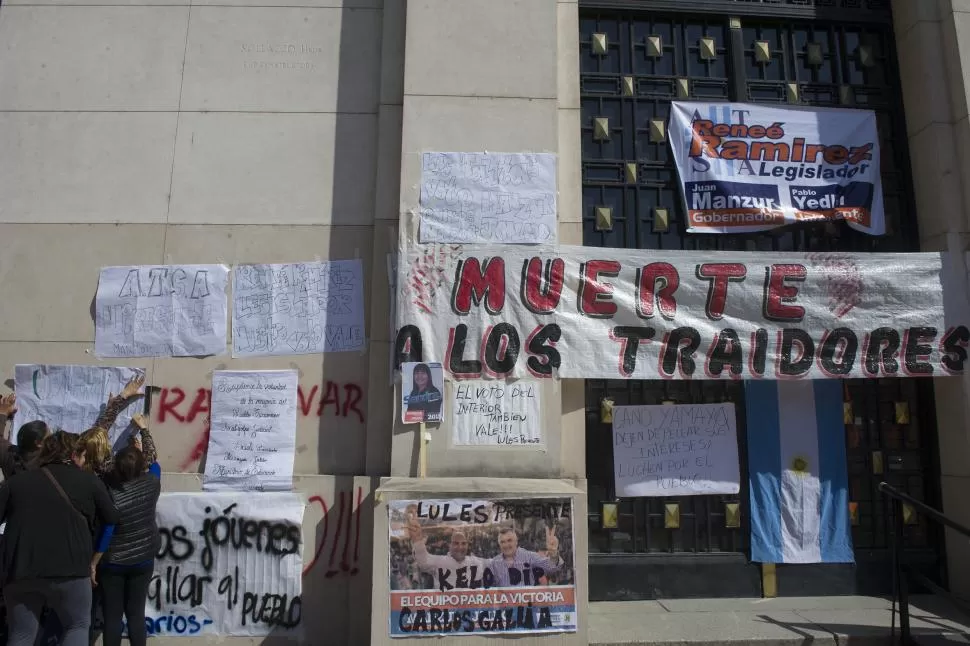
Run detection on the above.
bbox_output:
[396,244,968,380]
[612,403,740,497]
[419,152,558,244]
[13,364,144,448]
[232,260,365,357]
[204,370,298,492]
[668,101,884,235]
[95,265,229,358]
[148,492,305,637]
[452,381,542,447]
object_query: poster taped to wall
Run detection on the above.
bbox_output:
[95,264,229,358]
[13,364,145,449]
[232,260,365,357]
[612,403,740,497]
[668,101,885,235]
[452,381,542,447]
[395,243,969,380]
[388,498,577,637]
[204,370,299,492]
[401,362,444,424]
[419,152,558,244]
[147,492,305,637]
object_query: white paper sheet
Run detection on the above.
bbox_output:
[419,152,558,244]
[612,403,741,497]
[95,265,229,358]
[204,370,298,492]
[148,492,305,637]
[452,380,543,447]
[13,364,145,449]
[232,260,365,357]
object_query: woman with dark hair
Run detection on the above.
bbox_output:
[0,431,118,646]
[0,395,48,481]
[90,414,159,646]
[405,363,443,422]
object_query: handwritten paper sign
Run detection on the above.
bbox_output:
[232,260,365,357]
[95,265,229,358]
[13,364,145,449]
[452,381,542,447]
[419,152,558,244]
[204,370,298,491]
[148,492,305,637]
[612,403,740,497]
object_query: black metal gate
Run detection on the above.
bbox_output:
[579,0,945,599]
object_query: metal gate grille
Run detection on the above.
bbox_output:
[579,3,943,592]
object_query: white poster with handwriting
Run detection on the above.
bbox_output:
[419,152,558,244]
[452,381,543,447]
[95,265,229,358]
[204,370,298,492]
[612,403,740,497]
[232,261,365,357]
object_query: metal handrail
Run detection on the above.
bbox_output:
[878,481,970,646]
[879,482,970,538]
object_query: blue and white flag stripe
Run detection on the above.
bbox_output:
[746,380,854,564]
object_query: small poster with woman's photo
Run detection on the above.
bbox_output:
[401,362,444,424]
[387,497,577,637]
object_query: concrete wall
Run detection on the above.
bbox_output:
[0,0,396,641]
[893,0,970,601]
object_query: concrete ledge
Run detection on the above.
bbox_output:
[377,476,585,496]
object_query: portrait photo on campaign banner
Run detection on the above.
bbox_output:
[387,498,577,637]
[401,362,444,424]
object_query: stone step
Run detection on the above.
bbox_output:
[588,595,970,646]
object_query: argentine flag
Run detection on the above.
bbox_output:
[745,380,854,564]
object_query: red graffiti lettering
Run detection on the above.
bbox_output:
[155,382,365,425]
[157,387,186,423]
[179,418,210,472]
[302,487,363,578]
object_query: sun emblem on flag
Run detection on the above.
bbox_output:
[790,455,810,474]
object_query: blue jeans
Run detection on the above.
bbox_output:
[4,577,91,646]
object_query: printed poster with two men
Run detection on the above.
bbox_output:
[388,498,577,637]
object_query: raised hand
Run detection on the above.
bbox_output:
[120,375,146,400]
[131,413,149,430]
[0,393,16,417]
[406,510,423,543]
[545,526,559,554]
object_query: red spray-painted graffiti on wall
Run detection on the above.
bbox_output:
[303,486,364,578]
[155,382,365,471]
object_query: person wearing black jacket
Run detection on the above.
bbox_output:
[0,431,119,646]
[91,414,160,646]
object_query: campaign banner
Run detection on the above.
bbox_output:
[388,498,576,637]
[668,102,885,235]
[395,243,969,380]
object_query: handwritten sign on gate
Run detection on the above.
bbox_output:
[612,403,740,497]
[149,492,305,637]
[452,381,543,447]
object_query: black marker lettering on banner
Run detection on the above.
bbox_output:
[448,324,482,377]
[157,526,195,562]
[763,264,807,322]
[706,329,742,378]
[817,328,858,377]
[749,328,768,377]
[864,327,900,377]
[199,504,301,572]
[452,257,506,316]
[578,260,621,318]
[526,324,561,377]
[436,566,494,591]
[903,327,936,376]
[520,258,564,314]
[241,592,301,628]
[609,326,656,377]
[416,501,489,523]
[941,325,970,374]
[394,325,423,370]
[147,566,210,611]
[659,327,701,378]
[483,323,520,378]
[636,262,679,320]
[777,329,814,377]
[696,263,746,321]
